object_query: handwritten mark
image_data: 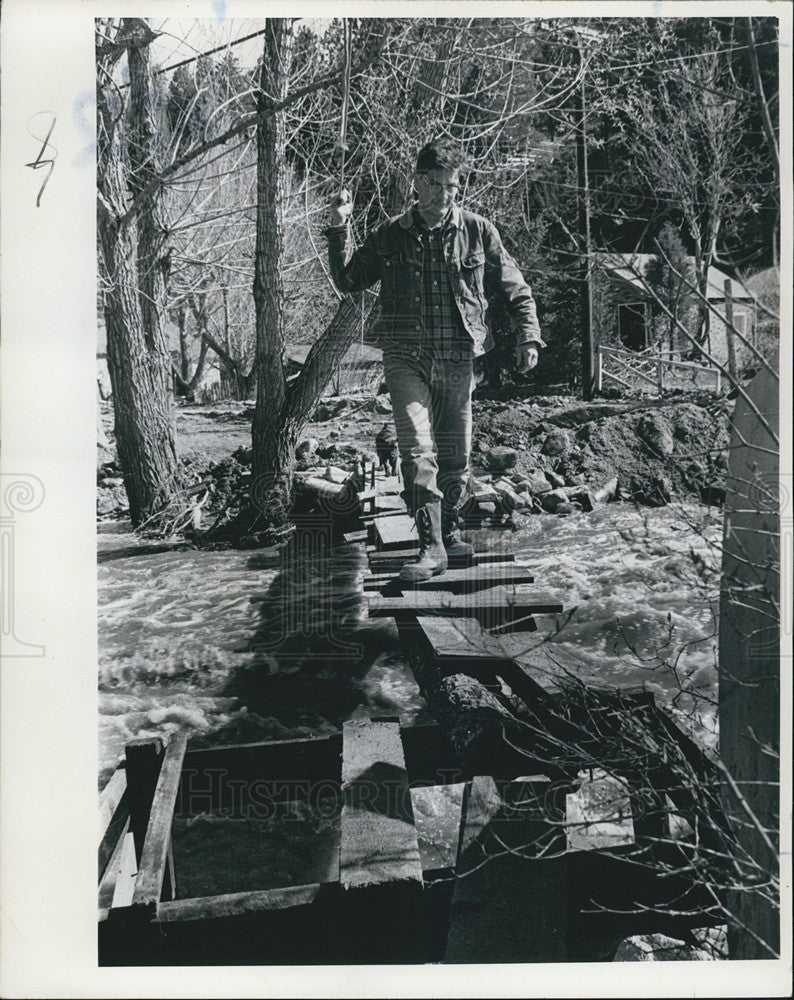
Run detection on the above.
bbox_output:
[26,112,57,207]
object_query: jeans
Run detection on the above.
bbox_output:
[382,347,475,515]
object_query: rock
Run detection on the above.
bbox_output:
[636,413,674,457]
[312,398,347,422]
[540,488,569,513]
[493,478,526,511]
[541,429,569,456]
[485,446,518,472]
[373,393,393,414]
[592,476,619,503]
[295,438,319,469]
[232,446,253,465]
[631,475,672,507]
[520,469,551,495]
[564,485,593,512]
[544,470,566,489]
[555,502,575,515]
[99,477,124,488]
[476,501,497,515]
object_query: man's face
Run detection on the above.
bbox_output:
[413,167,461,225]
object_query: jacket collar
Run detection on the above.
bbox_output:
[398,202,463,232]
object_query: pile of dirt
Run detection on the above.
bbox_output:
[471,393,730,507]
[97,391,731,526]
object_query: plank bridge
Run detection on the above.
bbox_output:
[99,464,726,964]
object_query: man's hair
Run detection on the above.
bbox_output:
[416,139,469,174]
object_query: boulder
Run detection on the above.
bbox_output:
[636,413,674,457]
[544,470,566,490]
[631,475,672,507]
[564,485,594,512]
[295,437,319,467]
[555,501,576,515]
[493,478,527,511]
[485,446,518,472]
[540,488,569,513]
[541,429,570,456]
[519,469,552,495]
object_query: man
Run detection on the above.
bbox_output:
[325,139,544,582]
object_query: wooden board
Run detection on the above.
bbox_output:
[367,587,563,617]
[363,563,535,593]
[374,514,418,550]
[99,767,129,882]
[340,719,423,889]
[444,775,569,962]
[343,529,369,545]
[131,732,189,910]
[415,616,509,662]
[367,548,514,572]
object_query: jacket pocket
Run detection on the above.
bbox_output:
[460,251,485,269]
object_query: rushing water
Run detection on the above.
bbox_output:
[98,500,722,788]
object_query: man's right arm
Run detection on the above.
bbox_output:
[323,223,381,295]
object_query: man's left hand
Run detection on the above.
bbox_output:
[515,344,539,374]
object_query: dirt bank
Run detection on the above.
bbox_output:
[97,391,731,522]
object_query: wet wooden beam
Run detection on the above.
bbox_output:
[367,587,562,617]
[373,513,418,550]
[363,563,535,594]
[340,719,423,889]
[99,767,129,882]
[131,732,189,910]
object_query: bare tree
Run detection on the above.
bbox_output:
[97,18,181,526]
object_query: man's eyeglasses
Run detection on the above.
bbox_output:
[417,174,460,196]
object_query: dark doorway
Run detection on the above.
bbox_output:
[618,302,647,350]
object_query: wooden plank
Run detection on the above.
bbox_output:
[367,547,514,568]
[445,775,569,962]
[156,884,324,923]
[340,719,423,889]
[99,767,129,882]
[363,563,535,593]
[415,616,509,662]
[125,738,165,865]
[109,830,138,911]
[131,731,189,910]
[374,513,418,550]
[98,816,133,913]
[367,587,563,616]
[342,529,368,544]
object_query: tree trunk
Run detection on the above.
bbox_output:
[251,19,295,526]
[97,19,180,527]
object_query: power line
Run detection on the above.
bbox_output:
[154,27,269,76]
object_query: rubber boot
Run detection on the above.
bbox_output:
[399,500,448,582]
[442,505,474,558]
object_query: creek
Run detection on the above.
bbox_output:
[98,500,722,790]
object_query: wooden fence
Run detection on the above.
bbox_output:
[597,346,722,396]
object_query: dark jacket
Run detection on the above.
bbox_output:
[325,204,544,357]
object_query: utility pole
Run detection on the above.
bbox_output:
[575,32,595,400]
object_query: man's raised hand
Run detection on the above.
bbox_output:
[329,188,353,226]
